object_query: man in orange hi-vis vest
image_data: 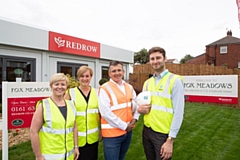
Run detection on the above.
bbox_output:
[98,60,140,160]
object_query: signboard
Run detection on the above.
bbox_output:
[14,68,23,74]
[4,82,51,129]
[8,97,45,129]
[49,31,100,58]
[2,82,52,160]
[183,75,238,104]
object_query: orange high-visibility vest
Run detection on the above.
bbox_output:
[100,81,133,137]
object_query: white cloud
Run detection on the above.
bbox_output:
[0,0,239,61]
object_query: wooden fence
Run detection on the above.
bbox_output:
[129,64,240,108]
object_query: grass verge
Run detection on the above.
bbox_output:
[1,102,240,160]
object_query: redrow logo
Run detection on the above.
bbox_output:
[54,37,65,48]
[54,36,98,52]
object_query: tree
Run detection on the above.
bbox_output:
[134,48,149,64]
[180,54,194,64]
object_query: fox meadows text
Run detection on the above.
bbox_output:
[10,87,51,93]
[184,83,232,89]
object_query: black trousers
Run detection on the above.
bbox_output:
[77,142,99,160]
[142,125,172,160]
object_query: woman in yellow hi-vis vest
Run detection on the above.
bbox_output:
[30,73,79,160]
[64,66,100,160]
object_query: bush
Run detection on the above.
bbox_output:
[66,74,79,89]
[99,78,108,85]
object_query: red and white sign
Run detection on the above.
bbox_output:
[8,97,46,129]
[3,82,51,129]
[2,82,52,160]
[49,31,100,58]
[183,75,238,104]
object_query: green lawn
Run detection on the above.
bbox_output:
[1,102,240,160]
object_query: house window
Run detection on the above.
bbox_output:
[220,46,227,54]
[238,62,240,68]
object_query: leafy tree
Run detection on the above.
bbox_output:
[134,48,149,64]
[180,54,194,64]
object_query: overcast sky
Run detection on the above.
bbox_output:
[0,0,239,61]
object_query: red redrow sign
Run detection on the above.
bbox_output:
[49,31,100,58]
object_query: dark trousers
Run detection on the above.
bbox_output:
[77,142,99,160]
[142,125,172,160]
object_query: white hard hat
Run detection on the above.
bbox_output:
[136,91,151,106]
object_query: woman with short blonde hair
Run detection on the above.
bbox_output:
[30,73,79,160]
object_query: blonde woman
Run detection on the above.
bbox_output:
[64,66,100,160]
[30,73,79,160]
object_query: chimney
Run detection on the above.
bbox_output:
[227,30,232,36]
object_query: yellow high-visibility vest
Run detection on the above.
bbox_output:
[69,87,99,146]
[143,72,182,134]
[38,98,76,160]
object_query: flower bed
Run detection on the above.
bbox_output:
[0,128,30,149]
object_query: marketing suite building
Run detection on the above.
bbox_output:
[0,19,133,102]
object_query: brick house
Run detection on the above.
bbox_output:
[166,58,180,64]
[186,30,240,69]
[184,53,205,64]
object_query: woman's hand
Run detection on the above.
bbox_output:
[74,147,80,160]
[98,130,103,142]
[36,155,45,160]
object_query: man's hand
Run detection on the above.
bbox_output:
[137,104,151,114]
[129,119,137,125]
[125,123,135,132]
[160,138,174,160]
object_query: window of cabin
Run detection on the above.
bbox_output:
[220,46,227,54]
[101,66,109,79]
[238,62,240,68]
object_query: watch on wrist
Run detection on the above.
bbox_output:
[167,136,173,140]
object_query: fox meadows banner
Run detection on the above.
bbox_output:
[183,75,238,104]
[2,82,52,129]
[2,82,52,160]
